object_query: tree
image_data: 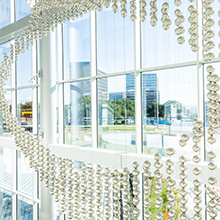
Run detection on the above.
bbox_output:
[107,98,135,118]
[146,103,164,118]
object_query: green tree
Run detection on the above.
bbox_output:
[107,98,135,118]
[146,103,164,117]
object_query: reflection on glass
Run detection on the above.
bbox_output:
[142,67,198,158]
[0,189,12,220]
[18,150,33,196]
[204,62,220,162]
[17,196,33,220]
[17,89,33,133]
[0,91,11,137]
[0,147,12,187]
[0,0,10,28]
[98,74,136,152]
[64,81,92,146]
[15,0,31,21]
[142,0,196,68]
[63,14,90,80]
[0,42,11,88]
[16,48,32,87]
[97,8,134,73]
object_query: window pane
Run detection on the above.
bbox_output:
[0,41,11,88]
[0,189,12,220]
[16,48,32,87]
[0,90,12,137]
[18,150,33,196]
[142,66,198,158]
[17,89,33,132]
[63,14,90,81]
[141,1,196,68]
[97,9,134,73]
[15,0,31,21]
[17,196,33,220]
[0,0,10,28]
[98,74,136,152]
[64,81,92,146]
[0,147,12,187]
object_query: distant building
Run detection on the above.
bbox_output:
[164,100,197,121]
[126,73,160,115]
[67,62,108,125]
[109,92,126,100]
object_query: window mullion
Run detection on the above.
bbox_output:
[91,11,98,149]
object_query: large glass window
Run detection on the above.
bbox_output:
[17,89,33,133]
[16,48,32,87]
[0,90,11,137]
[0,147,12,187]
[142,66,198,157]
[0,189,12,220]
[18,150,33,196]
[17,196,33,220]
[0,41,11,88]
[97,8,135,73]
[15,0,31,21]
[63,14,91,81]
[98,74,136,152]
[0,0,10,29]
[64,81,92,146]
[141,1,197,68]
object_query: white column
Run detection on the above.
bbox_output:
[40,31,57,220]
[91,11,98,149]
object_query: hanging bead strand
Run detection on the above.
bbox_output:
[140,0,146,21]
[122,167,130,219]
[150,0,157,27]
[66,160,73,219]
[202,0,215,62]
[161,2,171,30]
[80,164,88,218]
[104,167,112,220]
[153,154,164,219]
[166,147,176,219]
[191,118,204,220]
[96,165,103,219]
[143,160,151,219]
[188,1,199,52]
[174,5,185,45]
[113,169,120,219]
[179,155,188,220]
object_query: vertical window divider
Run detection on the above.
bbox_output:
[58,24,64,144]
[10,0,15,24]
[135,4,143,155]
[32,40,38,220]
[11,38,17,220]
[91,11,98,149]
[134,0,143,218]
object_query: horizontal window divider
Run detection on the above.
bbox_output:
[139,60,198,73]
[5,84,39,91]
[57,60,205,84]
[0,184,41,204]
[0,15,30,45]
[57,76,92,84]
